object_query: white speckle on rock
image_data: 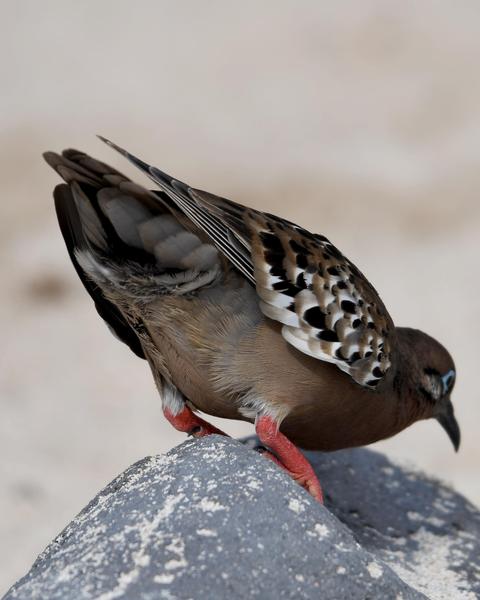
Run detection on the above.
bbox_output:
[367,561,383,579]
[392,537,407,547]
[426,516,446,528]
[295,574,305,582]
[154,574,175,585]
[336,566,346,575]
[96,494,185,600]
[288,498,305,514]
[165,558,187,571]
[206,480,218,492]
[313,523,329,539]
[434,499,453,515]
[196,528,218,537]
[407,511,424,522]
[165,537,187,568]
[386,527,477,600]
[158,493,186,520]
[55,565,75,583]
[307,523,330,540]
[458,530,476,541]
[137,555,150,568]
[198,498,226,513]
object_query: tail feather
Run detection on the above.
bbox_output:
[53,183,146,358]
[45,146,223,358]
[97,188,152,249]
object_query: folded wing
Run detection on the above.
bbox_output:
[100,137,394,389]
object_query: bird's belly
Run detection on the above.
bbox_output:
[145,281,263,421]
[148,327,246,421]
[145,292,401,450]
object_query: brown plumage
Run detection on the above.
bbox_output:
[43,139,460,502]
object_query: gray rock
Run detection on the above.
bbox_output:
[305,445,480,599]
[4,436,479,600]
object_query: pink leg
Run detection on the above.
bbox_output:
[164,405,229,438]
[256,415,324,503]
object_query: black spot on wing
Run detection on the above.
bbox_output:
[317,329,339,342]
[269,265,287,278]
[289,239,309,255]
[296,253,309,269]
[260,231,283,252]
[260,232,286,270]
[264,251,284,266]
[295,272,307,289]
[304,306,327,329]
[341,300,357,314]
[272,281,300,297]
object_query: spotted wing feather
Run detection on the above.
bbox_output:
[245,211,393,388]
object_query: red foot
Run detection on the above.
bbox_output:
[256,415,324,503]
[164,406,228,438]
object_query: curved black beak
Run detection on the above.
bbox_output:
[436,397,460,452]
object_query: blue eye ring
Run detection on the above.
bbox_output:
[441,370,455,395]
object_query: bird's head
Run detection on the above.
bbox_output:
[396,327,460,451]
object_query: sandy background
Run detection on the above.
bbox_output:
[1,0,479,592]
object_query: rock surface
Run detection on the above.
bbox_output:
[4,436,480,600]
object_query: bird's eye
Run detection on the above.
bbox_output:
[441,370,455,395]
